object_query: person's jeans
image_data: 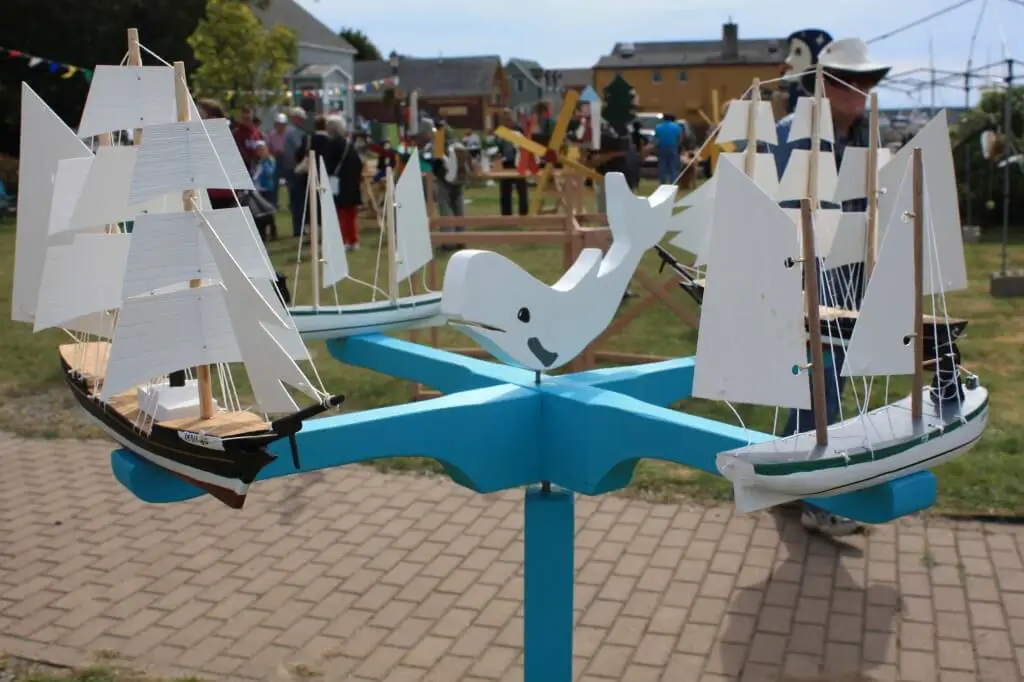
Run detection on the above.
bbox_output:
[288,175,307,237]
[499,178,528,216]
[435,179,465,249]
[657,147,680,185]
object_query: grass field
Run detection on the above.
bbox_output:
[1,178,1022,514]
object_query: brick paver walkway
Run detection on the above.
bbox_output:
[2,434,1024,681]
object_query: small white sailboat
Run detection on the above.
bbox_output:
[288,148,446,340]
[701,147,988,514]
[12,31,343,509]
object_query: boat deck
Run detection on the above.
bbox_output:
[727,386,987,465]
[59,342,270,437]
[689,279,964,326]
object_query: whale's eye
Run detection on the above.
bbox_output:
[517,307,531,323]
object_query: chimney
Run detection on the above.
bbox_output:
[722,20,739,60]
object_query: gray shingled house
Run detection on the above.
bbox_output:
[354,55,509,131]
[250,0,357,124]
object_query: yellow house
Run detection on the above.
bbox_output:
[592,22,789,135]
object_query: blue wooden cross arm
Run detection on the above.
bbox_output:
[111,333,936,524]
[111,382,545,504]
[533,379,937,523]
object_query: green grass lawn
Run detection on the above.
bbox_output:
[1,179,1023,514]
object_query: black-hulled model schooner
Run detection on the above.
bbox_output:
[11,29,343,509]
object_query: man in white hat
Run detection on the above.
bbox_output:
[771,38,891,538]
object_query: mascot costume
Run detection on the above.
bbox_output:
[782,29,834,113]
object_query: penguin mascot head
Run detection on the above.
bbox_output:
[783,29,834,113]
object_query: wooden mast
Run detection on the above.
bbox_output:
[865,91,880,279]
[307,149,321,310]
[173,60,214,420]
[803,65,828,445]
[708,89,721,173]
[807,64,824,211]
[801,199,830,446]
[385,167,399,301]
[742,78,760,177]
[911,147,925,420]
[127,29,143,146]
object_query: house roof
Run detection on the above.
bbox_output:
[250,0,355,54]
[506,58,543,87]
[355,56,503,98]
[557,68,593,88]
[594,35,786,69]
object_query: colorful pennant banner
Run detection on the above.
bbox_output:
[222,76,401,102]
[1,46,93,81]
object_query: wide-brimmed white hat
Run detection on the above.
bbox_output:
[818,38,891,82]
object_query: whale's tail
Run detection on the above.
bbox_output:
[604,172,678,252]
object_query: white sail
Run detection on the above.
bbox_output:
[316,157,349,287]
[842,160,919,378]
[393,148,433,281]
[670,152,779,267]
[777,149,838,204]
[34,233,131,332]
[692,159,810,410]
[876,113,966,294]
[65,313,119,339]
[12,84,94,325]
[122,208,274,298]
[102,284,243,398]
[200,219,319,414]
[717,101,778,145]
[719,151,780,199]
[833,147,892,203]
[788,97,836,144]
[68,146,175,232]
[781,206,843,258]
[49,157,94,236]
[251,278,310,362]
[77,65,177,139]
[823,212,870,270]
[669,176,716,258]
[127,119,254,206]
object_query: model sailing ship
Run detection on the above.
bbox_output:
[289,148,445,340]
[685,76,988,513]
[659,73,969,355]
[11,30,343,509]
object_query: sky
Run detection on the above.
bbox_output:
[297,0,1024,109]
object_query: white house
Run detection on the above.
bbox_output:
[251,0,358,125]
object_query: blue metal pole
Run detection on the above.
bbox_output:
[523,483,574,682]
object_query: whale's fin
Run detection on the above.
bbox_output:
[605,172,677,252]
[552,248,603,292]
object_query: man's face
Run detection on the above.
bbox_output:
[240,109,253,124]
[823,73,876,119]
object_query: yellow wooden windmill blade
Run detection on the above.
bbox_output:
[492,126,603,184]
[529,89,581,214]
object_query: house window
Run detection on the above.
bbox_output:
[678,71,688,82]
[516,79,525,93]
[652,70,662,83]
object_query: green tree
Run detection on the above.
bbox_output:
[602,75,636,135]
[339,27,381,61]
[187,0,298,116]
[951,86,1024,229]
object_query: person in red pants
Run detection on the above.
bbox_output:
[324,115,363,250]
